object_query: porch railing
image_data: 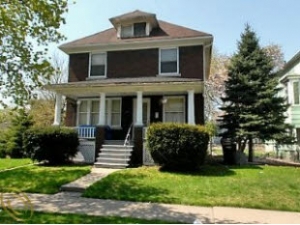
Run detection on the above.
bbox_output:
[77,126,96,139]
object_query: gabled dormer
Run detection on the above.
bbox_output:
[109,10,159,38]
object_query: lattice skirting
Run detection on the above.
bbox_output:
[73,140,95,163]
[143,142,155,165]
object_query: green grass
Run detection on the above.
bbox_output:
[0,164,91,194]
[0,210,175,224]
[84,165,300,212]
[0,158,32,170]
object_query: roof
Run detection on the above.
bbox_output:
[46,77,203,89]
[109,10,158,28]
[59,20,213,51]
[279,50,300,78]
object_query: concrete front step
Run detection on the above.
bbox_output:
[99,152,132,158]
[102,145,134,149]
[97,157,130,163]
[104,140,125,144]
[94,162,128,169]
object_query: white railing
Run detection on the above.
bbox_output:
[77,126,96,139]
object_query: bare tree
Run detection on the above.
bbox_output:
[204,48,230,121]
[262,44,285,72]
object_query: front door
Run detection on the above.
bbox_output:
[133,98,150,126]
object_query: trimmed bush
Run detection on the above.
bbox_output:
[146,123,209,171]
[24,126,79,165]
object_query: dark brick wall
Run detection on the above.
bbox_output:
[195,93,204,125]
[69,53,89,82]
[65,98,77,126]
[107,49,158,78]
[179,45,203,79]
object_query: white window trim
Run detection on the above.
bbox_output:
[158,47,180,76]
[121,24,134,38]
[293,81,300,105]
[162,96,186,123]
[77,98,122,128]
[88,52,107,78]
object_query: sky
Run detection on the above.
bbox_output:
[52,0,300,62]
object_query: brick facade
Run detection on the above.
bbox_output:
[69,53,89,82]
[179,45,203,79]
[68,46,203,80]
[65,98,77,126]
[107,49,158,77]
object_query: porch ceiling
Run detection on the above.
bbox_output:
[45,77,204,99]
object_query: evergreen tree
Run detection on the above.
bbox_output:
[220,24,290,162]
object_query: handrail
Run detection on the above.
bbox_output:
[124,123,133,146]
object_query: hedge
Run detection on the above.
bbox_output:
[146,123,209,171]
[24,126,79,165]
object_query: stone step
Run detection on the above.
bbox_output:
[94,162,128,169]
[102,145,134,149]
[104,140,125,144]
[97,157,130,164]
[98,152,132,158]
[100,148,133,154]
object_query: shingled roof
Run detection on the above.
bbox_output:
[59,20,212,50]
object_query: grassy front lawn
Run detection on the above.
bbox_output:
[0,158,32,171]
[0,211,175,224]
[0,165,90,194]
[84,165,300,212]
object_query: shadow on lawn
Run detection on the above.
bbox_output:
[159,164,236,177]
[84,173,178,203]
[159,164,263,177]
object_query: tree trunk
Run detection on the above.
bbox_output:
[248,137,254,162]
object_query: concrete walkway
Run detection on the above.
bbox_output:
[2,192,300,224]
[60,167,119,192]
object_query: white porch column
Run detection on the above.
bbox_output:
[98,92,106,126]
[76,100,81,126]
[53,93,62,126]
[188,90,195,125]
[136,91,143,126]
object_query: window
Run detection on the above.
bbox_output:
[160,48,178,74]
[90,53,106,77]
[134,22,146,36]
[121,25,132,38]
[163,97,185,123]
[78,99,121,127]
[121,23,146,38]
[293,81,299,104]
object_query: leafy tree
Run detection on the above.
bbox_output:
[5,109,34,158]
[220,24,290,162]
[0,0,69,106]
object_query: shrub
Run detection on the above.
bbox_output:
[2,109,33,158]
[24,126,79,165]
[146,123,209,171]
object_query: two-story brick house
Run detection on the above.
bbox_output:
[46,10,213,167]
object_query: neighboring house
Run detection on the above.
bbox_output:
[46,10,213,167]
[278,51,300,143]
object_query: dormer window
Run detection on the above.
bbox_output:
[121,22,146,38]
[134,22,146,36]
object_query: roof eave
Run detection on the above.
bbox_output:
[59,35,213,54]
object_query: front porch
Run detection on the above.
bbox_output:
[47,77,205,167]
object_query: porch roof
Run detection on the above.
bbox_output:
[45,77,204,99]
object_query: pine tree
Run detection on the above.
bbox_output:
[220,24,290,162]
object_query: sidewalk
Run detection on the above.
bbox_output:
[2,192,300,224]
[60,167,119,192]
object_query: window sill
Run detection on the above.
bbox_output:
[86,76,106,80]
[157,73,181,77]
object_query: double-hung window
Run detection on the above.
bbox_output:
[293,81,300,105]
[90,53,106,77]
[78,99,121,127]
[163,97,185,123]
[160,48,178,74]
[134,22,146,36]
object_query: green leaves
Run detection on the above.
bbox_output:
[220,24,290,143]
[0,0,69,107]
